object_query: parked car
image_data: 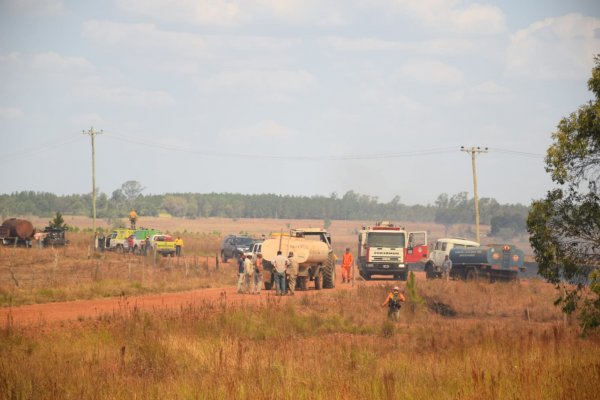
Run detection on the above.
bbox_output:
[220,235,255,262]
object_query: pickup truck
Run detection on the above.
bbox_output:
[150,234,176,257]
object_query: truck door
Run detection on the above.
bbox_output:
[405,231,428,263]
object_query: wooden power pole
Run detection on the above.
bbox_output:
[460,146,487,243]
[83,127,103,233]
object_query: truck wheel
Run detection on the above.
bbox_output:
[323,254,336,289]
[116,245,123,254]
[466,268,478,281]
[400,271,408,281]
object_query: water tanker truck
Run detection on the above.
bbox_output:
[261,228,335,290]
[449,244,525,281]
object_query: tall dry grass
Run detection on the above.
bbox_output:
[0,232,234,307]
[1,281,597,400]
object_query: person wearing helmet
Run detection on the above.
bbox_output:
[341,247,354,283]
[382,286,405,321]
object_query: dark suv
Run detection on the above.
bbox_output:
[220,235,255,262]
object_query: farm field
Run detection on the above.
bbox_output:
[2,217,591,400]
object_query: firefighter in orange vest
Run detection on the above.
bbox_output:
[341,247,353,283]
[129,209,138,229]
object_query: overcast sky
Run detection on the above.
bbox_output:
[1,0,599,206]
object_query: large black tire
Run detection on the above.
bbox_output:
[399,271,408,281]
[323,254,336,289]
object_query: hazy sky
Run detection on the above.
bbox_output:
[1,0,599,205]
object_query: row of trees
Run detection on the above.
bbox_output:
[0,184,528,232]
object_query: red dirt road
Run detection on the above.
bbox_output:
[0,272,394,328]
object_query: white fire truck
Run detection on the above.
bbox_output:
[357,221,427,280]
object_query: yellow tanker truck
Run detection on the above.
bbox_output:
[261,228,336,291]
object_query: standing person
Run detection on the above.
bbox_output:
[236,252,246,293]
[442,255,452,281]
[143,235,151,256]
[243,254,254,294]
[129,209,138,229]
[272,250,289,296]
[382,286,405,322]
[127,235,134,253]
[287,252,299,296]
[175,236,184,257]
[254,253,264,295]
[341,247,354,283]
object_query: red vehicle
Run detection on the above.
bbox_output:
[357,221,427,280]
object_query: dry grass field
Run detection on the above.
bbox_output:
[2,217,589,400]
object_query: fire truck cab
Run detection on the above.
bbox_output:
[357,221,427,281]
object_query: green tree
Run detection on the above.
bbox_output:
[527,55,600,331]
[48,211,67,229]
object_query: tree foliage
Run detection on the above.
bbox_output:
[527,55,600,330]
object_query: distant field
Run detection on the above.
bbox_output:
[23,215,533,256]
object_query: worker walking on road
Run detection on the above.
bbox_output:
[382,286,405,322]
[287,252,299,295]
[175,236,184,257]
[272,250,289,296]
[341,247,354,283]
[254,253,264,295]
[442,255,452,281]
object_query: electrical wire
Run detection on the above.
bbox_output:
[487,147,544,158]
[103,132,461,160]
[0,135,83,164]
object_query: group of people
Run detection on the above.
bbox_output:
[236,251,265,294]
[236,250,301,295]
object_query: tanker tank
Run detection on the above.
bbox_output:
[449,244,525,281]
[260,229,335,291]
[0,218,36,247]
[0,218,35,240]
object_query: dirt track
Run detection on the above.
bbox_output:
[0,269,392,328]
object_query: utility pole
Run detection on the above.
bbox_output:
[83,127,103,234]
[460,146,488,243]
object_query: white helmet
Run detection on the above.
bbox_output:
[393,286,400,292]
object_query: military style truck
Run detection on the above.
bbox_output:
[260,228,335,291]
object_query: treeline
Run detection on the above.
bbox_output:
[0,181,529,235]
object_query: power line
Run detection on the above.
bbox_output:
[0,135,82,164]
[487,147,544,158]
[103,132,460,160]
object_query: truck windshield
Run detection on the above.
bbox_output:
[367,232,405,248]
